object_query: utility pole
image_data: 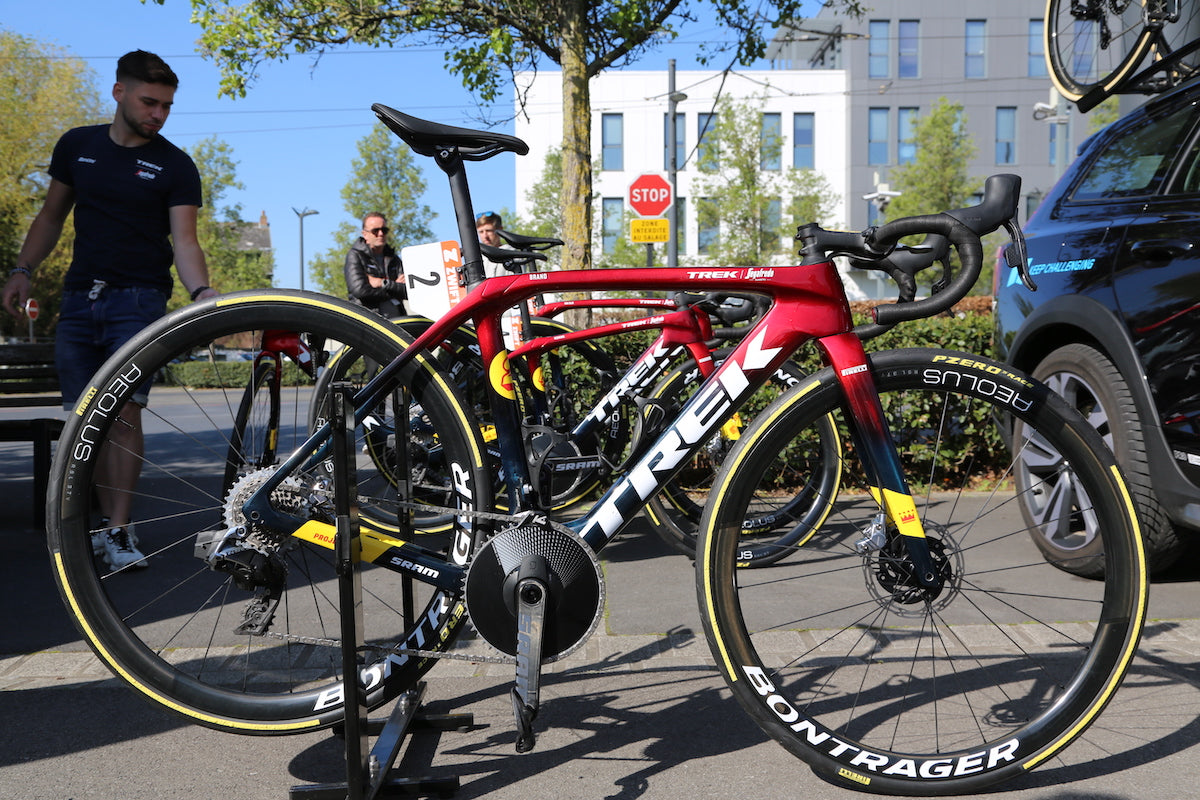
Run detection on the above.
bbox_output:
[292,207,319,292]
[667,60,687,268]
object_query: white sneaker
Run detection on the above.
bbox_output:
[102,527,148,571]
[92,520,137,556]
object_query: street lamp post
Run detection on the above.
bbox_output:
[667,60,687,269]
[292,207,318,292]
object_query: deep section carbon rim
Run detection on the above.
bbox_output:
[699,349,1146,794]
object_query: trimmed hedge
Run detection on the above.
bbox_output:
[160,360,312,389]
[558,306,1005,488]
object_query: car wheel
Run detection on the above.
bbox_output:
[1020,343,1183,577]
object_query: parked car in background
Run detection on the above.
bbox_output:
[994,77,1200,576]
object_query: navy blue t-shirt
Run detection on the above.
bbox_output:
[49,124,203,295]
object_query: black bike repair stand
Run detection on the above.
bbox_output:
[289,383,470,800]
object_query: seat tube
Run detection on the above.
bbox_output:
[475,312,534,509]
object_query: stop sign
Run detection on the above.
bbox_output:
[628,173,673,217]
[24,298,38,321]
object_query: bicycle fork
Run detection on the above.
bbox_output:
[818,332,943,592]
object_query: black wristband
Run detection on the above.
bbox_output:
[9,266,32,278]
[189,285,211,301]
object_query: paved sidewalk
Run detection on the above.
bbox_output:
[4,445,1200,799]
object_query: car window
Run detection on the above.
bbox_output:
[1071,101,1199,201]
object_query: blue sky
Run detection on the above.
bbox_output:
[4,0,772,290]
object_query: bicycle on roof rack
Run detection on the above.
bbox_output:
[1047,0,1200,111]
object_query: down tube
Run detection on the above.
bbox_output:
[575,319,803,551]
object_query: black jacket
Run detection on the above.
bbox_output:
[344,238,406,317]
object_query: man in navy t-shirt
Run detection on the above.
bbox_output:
[2,50,218,572]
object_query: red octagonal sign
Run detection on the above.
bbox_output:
[628,173,672,217]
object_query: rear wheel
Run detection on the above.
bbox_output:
[47,291,490,734]
[1046,0,1155,100]
[698,349,1146,794]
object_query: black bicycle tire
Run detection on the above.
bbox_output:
[644,351,840,565]
[47,291,490,734]
[698,348,1146,794]
[1045,0,1156,100]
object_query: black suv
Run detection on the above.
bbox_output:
[994,78,1200,575]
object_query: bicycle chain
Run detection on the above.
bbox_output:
[259,629,516,664]
[254,495,536,664]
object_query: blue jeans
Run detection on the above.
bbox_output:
[56,285,168,408]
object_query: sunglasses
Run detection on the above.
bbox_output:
[366,226,389,235]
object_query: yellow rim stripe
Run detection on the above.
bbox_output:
[702,379,821,680]
[216,293,485,468]
[1021,464,1147,770]
[53,552,318,732]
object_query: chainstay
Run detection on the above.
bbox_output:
[272,496,524,664]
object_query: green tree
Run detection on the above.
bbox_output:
[692,96,839,266]
[1088,95,1121,133]
[0,30,105,337]
[885,98,997,294]
[171,0,864,278]
[308,122,435,297]
[175,136,275,309]
[885,97,981,222]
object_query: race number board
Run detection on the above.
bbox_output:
[401,240,523,347]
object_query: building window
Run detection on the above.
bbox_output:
[793,113,815,169]
[698,197,719,254]
[996,107,1017,164]
[898,107,917,165]
[868,108,889,165]
[601,114,623,171]
[663,112,685,172]
[1049,121,1060,166]
[868,20,890,79]
[602,197,623,253]
[674,197,687,254]
[898,20,919,78]
[965,20,986,79]
[698,113,719,171]
[1070,19,1098,81]
[1029,19,1048,77]
[761,113,782,170]
[761,198,782,253]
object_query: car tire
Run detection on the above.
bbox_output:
[1022,343,1184,576]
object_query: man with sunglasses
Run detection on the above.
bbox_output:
[345,212,406,318]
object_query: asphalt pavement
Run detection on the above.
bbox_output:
[4,421,1200,800]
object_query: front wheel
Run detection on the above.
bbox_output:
[47,291,491,734]
[698,349,1146,794]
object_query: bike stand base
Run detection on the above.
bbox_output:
[289,384,472,800]
[287,683,474,800]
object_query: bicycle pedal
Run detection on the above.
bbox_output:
[510,688,538,753]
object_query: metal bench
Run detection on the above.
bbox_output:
[0,342,64,529]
